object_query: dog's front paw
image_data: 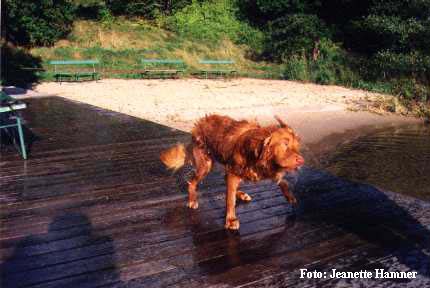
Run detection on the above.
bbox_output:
[287,195,298,206]
[187,201,199,209]
[237,191,252,202]
[225,218,240,230]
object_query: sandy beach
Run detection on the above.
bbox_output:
[33,78,422,151]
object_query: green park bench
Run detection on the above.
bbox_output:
[140,59,186,79]
[0,91,27,159]
[49,60,100,83]
[198,59,237,78]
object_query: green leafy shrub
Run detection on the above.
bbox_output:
[311,61,336,85]
[372,50,430,80]
[5,0,76,46]
[1,44,43,86]
[266,14,330,60]
[75,0,107,19]
[237,0,322,27]
[352,15,425,54]
[281,55,310,81]
[392,78,430,102]
[281,39,360,86]
[106,0,191,19]
[165,0,264,48]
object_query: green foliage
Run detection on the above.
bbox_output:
[266,14,330,60]
[281,55,309,81]
[352,15,426,54]
[372,50,430,79]
[346,0,430,57]
[165,0,264,49]
[281,39,356,85]
[6,0,430,106]
[106,0,192,18]
[1,45,43,86]
[351,80,393,95]
[313,39,356,85]
[5,0,76,46]
[392,78,430,102]
[237,0,322,26]
[74,0,107,19]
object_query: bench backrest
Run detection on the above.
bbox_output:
[141,59,185,69]
[49,60,99,65]
[199,59,235,65]
[49,60,100,72]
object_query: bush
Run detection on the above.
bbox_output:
[237,0,322,27]
[75,0,107,19]
[281,39,361,86]
[351,14,425,55]
[266,14,330,60]
[371,50,430,80]
[392,78,430,102]
[1,44,43,87]
[106,0,192,19]
[165,0,264,48]
[5,0,76,46]
[281,55,310,81]
[311,61,336,85]
[310,39,340,84]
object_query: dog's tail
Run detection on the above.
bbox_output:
[160,143,187,171]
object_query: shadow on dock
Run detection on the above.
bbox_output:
[0,213,123,288]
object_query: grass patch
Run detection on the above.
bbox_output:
[25,18,429,118]
[30,19,276,78]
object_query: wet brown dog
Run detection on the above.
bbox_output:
[160,115,304,230]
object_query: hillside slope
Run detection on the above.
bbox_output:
[30,19,279,78]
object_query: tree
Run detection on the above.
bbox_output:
[267,14,329,60]
[5,0,76,46]
[106,0,191,18]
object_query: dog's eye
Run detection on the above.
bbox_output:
[281,143,288,150]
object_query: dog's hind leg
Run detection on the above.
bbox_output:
[187,147,212,209]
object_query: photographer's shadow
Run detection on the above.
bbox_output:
[1,213,123,288]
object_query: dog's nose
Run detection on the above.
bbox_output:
[296,155,305,166]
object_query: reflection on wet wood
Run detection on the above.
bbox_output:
[1,97,429,287]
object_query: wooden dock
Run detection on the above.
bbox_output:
[1,96,429,287]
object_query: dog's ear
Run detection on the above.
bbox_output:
[274,115,289,128]
[253,138,264,159]
[256,135,273,164]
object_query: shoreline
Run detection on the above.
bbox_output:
[26,78,425,159]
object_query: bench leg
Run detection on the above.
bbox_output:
[16,117,27,160]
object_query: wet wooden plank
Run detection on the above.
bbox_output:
[1,96,430,287]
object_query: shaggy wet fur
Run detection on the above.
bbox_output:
[160,114,304,230]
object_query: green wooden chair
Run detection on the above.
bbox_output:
[0,92,27,159]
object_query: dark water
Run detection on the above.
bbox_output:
[317,124,430,200]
